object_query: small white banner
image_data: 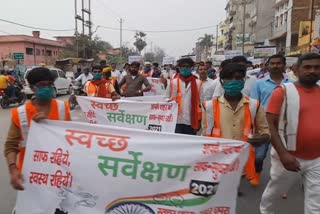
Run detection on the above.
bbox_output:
[77,96,177,133]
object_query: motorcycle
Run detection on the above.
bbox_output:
[0,82,27,109]
[68,81,85,110]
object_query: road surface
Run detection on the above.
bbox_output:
[0,95,304,213]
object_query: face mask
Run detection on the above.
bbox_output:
[84,71,89,75]
[93,73,102,80]
[145,67,151,72]
[180,68,192,77]
[223,80,245,96]
[35,86,53,101]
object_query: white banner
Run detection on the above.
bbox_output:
[143,77,166,96]
[162,56,176,65]
[77,96,177,133]
[224,50,242,59]
[15,120,249,214]
[128,56,143,64]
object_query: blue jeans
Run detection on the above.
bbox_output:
[255,143,270,173]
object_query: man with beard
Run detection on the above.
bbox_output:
[118,62,151,97]
[260,53,320,214]
[250,55,292,186]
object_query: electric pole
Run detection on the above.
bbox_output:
[74,0,79,57]
[120,18,123,57]
[216,24,219,52]
[309,0,315,52]
[242,0,247,55]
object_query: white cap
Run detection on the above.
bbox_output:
[144,62,151,65]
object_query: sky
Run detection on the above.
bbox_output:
[0,0,227,58]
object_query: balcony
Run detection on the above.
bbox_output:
[271,24,287,40]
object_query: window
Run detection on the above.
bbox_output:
[50,70,58,79]
[280,14,283,26]
[275,17,279,28]
[46,50,52,56]
[26,48,33,55]
[58,70,66,78]
[42,49,45,55]
[36,49,41,56]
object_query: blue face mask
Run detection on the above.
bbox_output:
[180,68,192,77]
[35,86,53,101]
[223,79,245,96]
[93,73,102,80]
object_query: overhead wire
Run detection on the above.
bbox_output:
[0,18,74,32]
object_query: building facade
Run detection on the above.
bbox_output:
[0,31,65,66]
[270,0,320,56]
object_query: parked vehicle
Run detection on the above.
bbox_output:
[68,81,85,110]
[24,67,72,98]
[0,82,27,109]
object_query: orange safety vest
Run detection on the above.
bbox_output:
[203,97,260,180]
[140,70,154,77]
[85,81,112,98]
[11,99,70,171]
[170,78,202,121]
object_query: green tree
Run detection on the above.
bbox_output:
[144,52,155,62]
[133,32,147,54]
[62,35,113,59]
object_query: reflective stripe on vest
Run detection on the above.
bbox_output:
[57,100,66,121]
[17,105,28,147]
[279,83,300,151]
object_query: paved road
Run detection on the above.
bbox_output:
[0,95,304,214]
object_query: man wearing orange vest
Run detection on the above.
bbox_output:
[166,57,202,135]
[103,66,121,95]
[202,63,270,186]
[140,62,154,77]
[4,67,71,191]
[84,65,120,100]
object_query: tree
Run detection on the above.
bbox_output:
[133,32,147,54]
[197,34,214,60]
[62,35,113,59]
[144,52,155,62]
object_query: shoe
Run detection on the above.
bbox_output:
[249,173,260,186]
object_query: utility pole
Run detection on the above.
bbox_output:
[216,24,219,52]
[309,0,315,52]
[242,0,247,55]
[75,0,79,57]
[120,18,123,57]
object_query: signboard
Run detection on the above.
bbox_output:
[13,53,24,60]
[286,57,298,66]
[253,46,277,58]
[298,21,314,47]
[236,34,251,45]
[77,96,177,133]
[162,56,176,65]
[15,120,249,214]
[224,50,242,59]
[128,56,143,64]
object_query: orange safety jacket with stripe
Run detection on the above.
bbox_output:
[85,81,113,98]
[202,96,260,180]
[170,77,203,124]
[11,99,70,171]
[140,70,154,77]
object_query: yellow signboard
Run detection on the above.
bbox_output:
[298,21,314,47]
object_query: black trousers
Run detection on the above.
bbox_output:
[175,124,197,135]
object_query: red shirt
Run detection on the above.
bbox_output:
[267,83,320,160]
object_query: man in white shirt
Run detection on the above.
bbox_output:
[74,67,93,86]
[111,63,121,81]
[119,63,130,82]
[198,65,218,102]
